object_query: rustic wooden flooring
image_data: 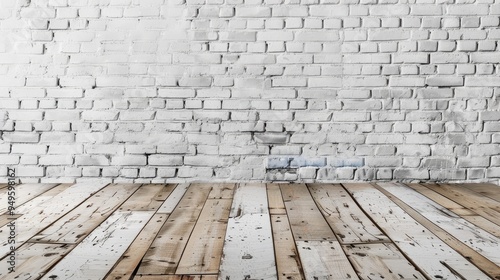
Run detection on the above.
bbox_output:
[0,182,499,280]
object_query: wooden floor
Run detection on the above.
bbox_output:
[0,182,499,280]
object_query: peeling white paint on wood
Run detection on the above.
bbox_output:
[40,211,154,280]
[344,183,493,280]
[219,183,277,280]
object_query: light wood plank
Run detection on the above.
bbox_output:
[378,182,500,265]
[157,183,190,214]
[271,215,304,280]
[407,183,500,239]
[308,183,389,244]
[15,183,73,214]
[267,183,287,215]
[134,276,181,280]
[0,214,21,228]
[435,183,500,210]
[31,183,140,244]
[119,184,176,211]
[462,215,500,238]
[297,240,359,280]
[133,277,216,280]
[406,183,476,216]
[41,211,154,280]
[0,243,74,280]
[203,183,235,199]
[343,243,426,280]
[0,182,109,259]
[0,183,59,214]
[138,184,212,274]
[343,183,493,280]
[459,183,500,202]
[425,183,500,225]
[280,183,336,241]
[0,184,72,227]
[176,198,232,274]
[105,213,168,280]
[219,183,276,280]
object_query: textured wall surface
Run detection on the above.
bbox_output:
[1,0,500,183]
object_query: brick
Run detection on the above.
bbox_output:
[219,31,256,42]
[448,4,488,15]
[389,77,425,87]
[411,5,443,15]
[111,155,147,166]
[394,169,429,180]
[466,77,500,87]
[393,53,429,64]
[308,77,342,88]
[17,166,45,177]
[39,155,74,165]
[82,111,119,121]
[120,111,155,121]
[481,111,500,121]
[368,30,410,41]
[426,76,464,87]
[0,155,20,164]
[236,6,271,17]
[45,110,80,121]
[309,5,349,17]
[295,31,340,42]
[148,155,183,166]
[343,77,387,87]
[370,5,409,15]
[8,110,43,121]
[416,88,453,99]
[430,53,468,63]
[343,54,391,64]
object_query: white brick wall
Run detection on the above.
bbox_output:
[1,1,499,184]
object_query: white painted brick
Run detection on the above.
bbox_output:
[368,29,410,41]
[111,155,147,166]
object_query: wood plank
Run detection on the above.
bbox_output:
[0,214,21,228]
[105,213,168,280]
[297,240,359,280]
[176,198,232,274]
[267,183,287,215]
[460,183,500,202]
[137,184,212,274]
[0,182,109,259]
[203,182,235,199]
[462,215,500,238]
[424,183,500,225]
[308,183,390,244]
[435,183,500,210]
[133,277,217,280]
[406,183,476,216]
[343,183,493,280]
[378,182,500,265]
[0,183,59,214]
[280,183,336,241]
[15,183,73,214]
[0,243,74,280]
[31,183,140,244]
[157,183,190,214]
[0,184,72,227]
[119,184,176,211]
[271,214,304,280]
[41,211,154,280]
[343,243,426,280]
[408,183,500,238]
[218,183,277,280]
